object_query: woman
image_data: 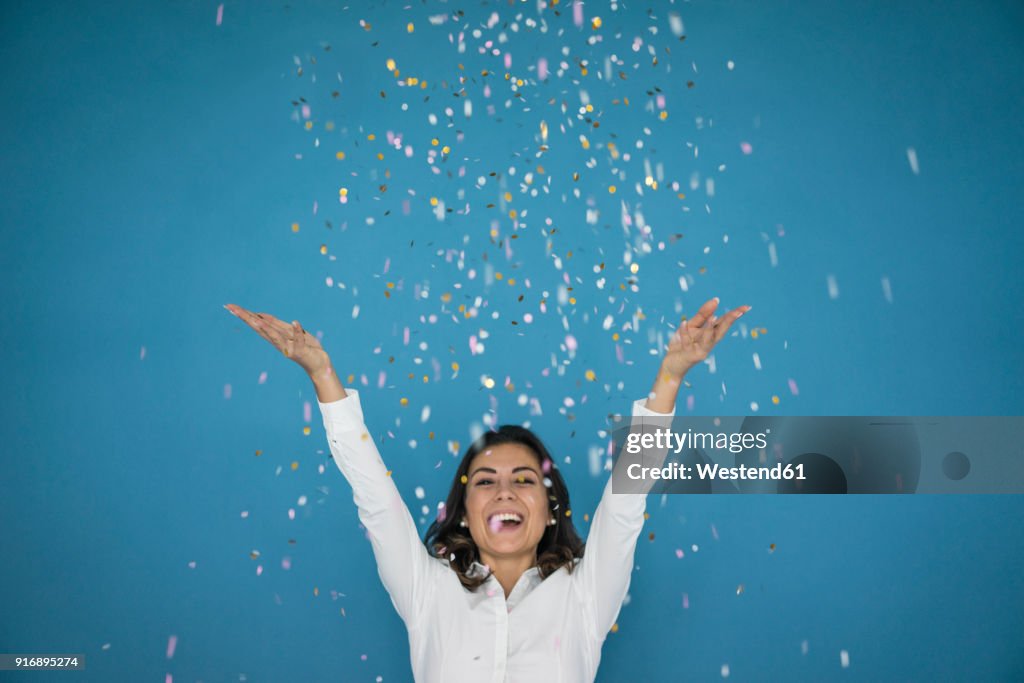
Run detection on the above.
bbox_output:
[225,297,749,683]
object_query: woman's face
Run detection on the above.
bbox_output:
[463,443,551,566]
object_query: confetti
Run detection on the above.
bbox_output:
[906,147,919,175]
[166,635,177,659]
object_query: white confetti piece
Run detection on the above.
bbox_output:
[906,147,919,175]
[881,276,893,303]
[668,13,685,36]
[840,650,850,668]
[826,274,839,300]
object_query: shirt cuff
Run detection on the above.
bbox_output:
[632,397,676,418]
[318,388,365,431]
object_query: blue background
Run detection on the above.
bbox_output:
[1,0,1022,681]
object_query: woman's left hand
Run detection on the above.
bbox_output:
[661,298,751,379]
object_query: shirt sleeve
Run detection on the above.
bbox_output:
[574,396,676,643]
[319,388,436,628]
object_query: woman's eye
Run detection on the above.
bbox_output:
[516,478,536,485]
[476,479,492,485]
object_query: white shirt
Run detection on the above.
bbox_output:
[318,389,674,683]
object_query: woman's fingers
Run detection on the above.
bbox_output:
[711,306,751,344]
[685,298,720,333]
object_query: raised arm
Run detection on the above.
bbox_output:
[225,304,437,627]
[575,297,750,642]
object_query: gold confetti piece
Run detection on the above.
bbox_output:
[303,426,311,435]
[430,197,439,206]
[648,532,655,541]
[385,58,396,71]
[400,398,409,406]
[320,245,328,255]
[583,513,590,522]
[335,151,345,160]
[585,370,596,381]
[367,133,375,141]
[431,138,439,146]
[504,191,512,201]
[291,222,300,232]
[612,333,620,341]
[441,145,450,154]
[483,377,495,389]
[461,475,469,484]
[565,509,572,517]
[630,263,639,274]
[772,395,780,405]
[608,185,616,194]
[451,362,459,371]
[660,111,669,120]
[386,470,393,477]
[291,462,299,470]
[769,543,776,552]
[406,22,414,33]
[643,512,650,520]
[304,121,313,130]
[610,623,619,633]
[255,450,263,457]
[339,188,348,196]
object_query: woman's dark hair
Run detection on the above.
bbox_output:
[423,425,586,591]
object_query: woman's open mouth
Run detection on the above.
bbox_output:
[487,512,524,533]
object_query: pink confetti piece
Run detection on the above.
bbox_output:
[675,548,684,559]
[256,565,263,576]
[282,557,292,570]
[553,635,561,651]
[258,371,267,384]
[377,371,386,388]
[711,524,719,540]
[573,0,584,27]
[166,635,177,659]
[682,593,690,609]
[565,334,578,351]
[223,384,232,400]
[504,53,512,69]
[240,511,249,518]
[303,400,312,423]
[361,654,368,661]
[740,142,753,155]
[538,57,548,80]
[139,346,146,360]
[788,378,799,396]
[301,104,311,119]
[686,395,695,411]
[166,675,173,683]
[403,327,410,345]
[188,561,197,569]
[288,508,295,520]
[215,3,223,26]
[383,257,390,274]
[615,344,624,364]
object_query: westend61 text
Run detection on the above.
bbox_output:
[626,462,807,481]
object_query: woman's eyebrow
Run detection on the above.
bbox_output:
[468,466,540,478]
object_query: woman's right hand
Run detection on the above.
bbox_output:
[225,304,332,379]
